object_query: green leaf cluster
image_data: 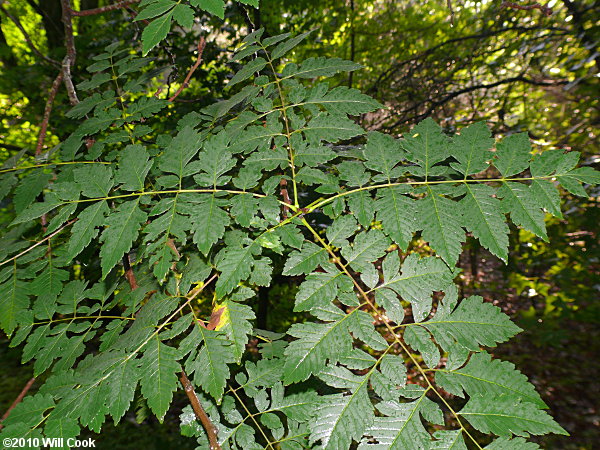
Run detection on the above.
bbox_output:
[1,29,596,449]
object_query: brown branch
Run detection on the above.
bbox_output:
[36,71,64,155]
[60,0,79,105]
[280,178,291,219]
[0,377,36,430]
[62,56,79,105]
[122,254,139,290]
[168,38,206,102]
[0,5,60,66]
[501,1,553,16]
[72,0,140,16]
[179,371,221,450]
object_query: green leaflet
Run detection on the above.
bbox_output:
[450,121,494,176]
[422,295,522,350]
[375,253,454,322]
[359,394,435,449]
[99,200,148,278]
[139,337,181,422]
[341,229,390,272]
[302,114,365,143]
[363,131,404,180]
[14,171,53,214]
[462,183,509,262]
[401,117,450,177]
[0,269,30,336]
[494,133,531,177]
[304,85,382,115]
[294,268,349,312]
[183,325,235,402]
[431,430,468,449]
[460,393,567,437]
[116,144,153,191]
[215,299,256,362]
[282,241,328,276]
[144,195,189,280]
[283,308,356,383]
[215,244,261,297]
[309,382,374,450]
[498,182,548,240]
[190,194,230,255]
[435,352,547,408]
[375,186,415,251]
[158,126,203,181]
[141,10,174,55]
[417,186,465,266]
[68,201,109,260]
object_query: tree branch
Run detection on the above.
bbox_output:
[72,0,139,17]
[168,38,206,102]
[501,1,553,16]
[36,71,64,155]
[60,0,79,105]
[179,371,221,450]
[122,254,139,290]
[370,25,567,90]
[0,5,60,66]
[384,75,569,130]
[0,377,36,430]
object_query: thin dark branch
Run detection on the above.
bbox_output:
[36,71,64,155]
[0,5,60,66]
[370,25,568,90]
[179,371,221,450]
[72,0,139,16]
[501,1,553,16]
[168,38,206,102]
[384,75,569,130]
[0,378,36,430]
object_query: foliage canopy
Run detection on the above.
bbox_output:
[0,2,598,449]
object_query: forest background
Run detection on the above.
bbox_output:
[0,0,598,448]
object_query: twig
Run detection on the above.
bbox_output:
[447,0,455,25]
[179,371,221,450]
[72,0,140,16]
[168,38,206,102]
[0,5,60,66]
[279,178,291,219]
[62,56,79,105]
[0,219,77,267]
[0,377,36,430]
[501,1,553,16]
[60,0,80,105]
[122,254,139,290]
[36,71,64,155]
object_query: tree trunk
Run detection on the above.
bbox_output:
[36,0,64,51]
